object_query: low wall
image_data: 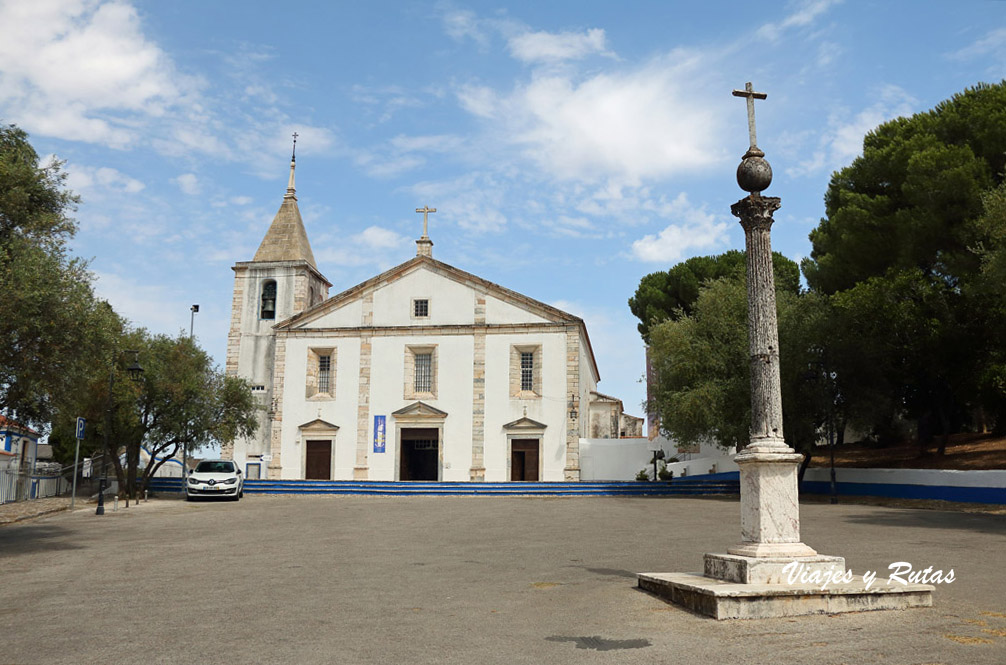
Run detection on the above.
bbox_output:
[663,454,739,479]
[803,467,1006,504]
[579,438,653,481]
[579,438,739,481]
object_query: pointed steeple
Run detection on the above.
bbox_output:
[253,133,317,268]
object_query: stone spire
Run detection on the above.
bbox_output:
[253,134,317,268]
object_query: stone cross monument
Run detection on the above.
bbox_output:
[637,82,933,619]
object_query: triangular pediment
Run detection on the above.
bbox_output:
[277,256,581,330]
[392,401,448,419]
[503,416,547,431]
[298,418,340,431]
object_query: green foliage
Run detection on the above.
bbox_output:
[647,273,830,455]
[52,330,258,497]
[629,250,799,341]
[804,82,1006,294]
[802,81,1006,444]
[0,123,119,429]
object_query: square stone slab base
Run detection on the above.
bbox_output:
[638,572,933,620]
[704,552,846,584]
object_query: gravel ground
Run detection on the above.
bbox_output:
[1,494,1004,665]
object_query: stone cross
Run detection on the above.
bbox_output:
[416,206,436,238]
[731,82,767,150]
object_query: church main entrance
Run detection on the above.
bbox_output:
[510,439,540,481]
[305,440,332,479]
[399,427,439,481]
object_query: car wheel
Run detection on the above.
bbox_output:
[185,495,193,502]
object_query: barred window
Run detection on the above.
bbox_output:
[521,352,534,391]
[414,299,429,318]
[414,353,432,393]
[318,355,331,394]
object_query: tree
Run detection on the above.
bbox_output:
[629,250,799,341]
[0,123,118,429]
[51,330,258,499]
[647,273,829,466]
[804,82,1006,294]
[802,82,1006,445]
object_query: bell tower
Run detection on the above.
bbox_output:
[224,136,331,468]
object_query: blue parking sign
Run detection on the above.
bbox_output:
[75,417,86,440]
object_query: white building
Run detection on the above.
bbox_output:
[225,154,639,482]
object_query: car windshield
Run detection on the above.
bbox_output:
[195,461,235,473]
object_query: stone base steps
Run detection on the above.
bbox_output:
[147,474,740,497]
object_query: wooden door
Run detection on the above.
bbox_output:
[305,440,332,479]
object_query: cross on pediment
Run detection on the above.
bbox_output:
[416,206,436,238]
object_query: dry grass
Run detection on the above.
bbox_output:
[808,433,1006,470]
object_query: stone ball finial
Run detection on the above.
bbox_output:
[737,148,772,193]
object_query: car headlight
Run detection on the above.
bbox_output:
[224,477,237,484]
[187,477,198,485]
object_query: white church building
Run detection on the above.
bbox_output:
[224,152,641,482]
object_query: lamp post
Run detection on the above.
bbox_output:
[189,304,199,338]
[97,350,144,516]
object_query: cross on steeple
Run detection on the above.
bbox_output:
[415,206,436,238]
[291,132,299,160]
[731,82,767,151]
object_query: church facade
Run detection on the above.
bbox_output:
[225,154,635,482]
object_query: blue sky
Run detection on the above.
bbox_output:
[1,0,1004,421]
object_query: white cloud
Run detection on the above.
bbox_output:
[630,193,729,263]
[65,163,145,195]
[507,28,612,63]
[0,0,193,147]
[949,27,1006,62]
[457,52,730,185]
[408,172,508,234]
[173,173,200,196]
[757,0,843,42]
[442,8,490,48]
[353,226,405,250]
[786,84,917,177]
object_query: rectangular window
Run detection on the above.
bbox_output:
[510,345,542,398]
[414,353,432,393]
[414,299,429,318]
[521,352,534,391]
[307,347,336,399]
[318,355,331,394]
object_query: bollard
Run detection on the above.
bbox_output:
[144,489,148,502]
[113,496,118,512]
[96,478,106,516]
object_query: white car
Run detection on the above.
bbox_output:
[186,459,243,501]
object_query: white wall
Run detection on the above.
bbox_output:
[579,438,654,480]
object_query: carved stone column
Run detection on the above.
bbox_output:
[727,193,816,559]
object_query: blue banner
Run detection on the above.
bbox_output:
[373,415,386,453]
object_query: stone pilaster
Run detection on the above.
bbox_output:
[564,327,581,481]
[267,335,287,479]
[354,336,372,479]
[470,297,486,481]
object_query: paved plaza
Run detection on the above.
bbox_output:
[1,494,1004,664]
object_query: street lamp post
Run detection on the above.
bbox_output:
[97,350,144,516]
[189,304,199,339]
